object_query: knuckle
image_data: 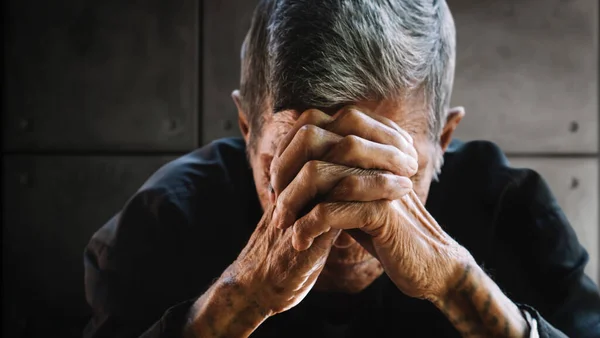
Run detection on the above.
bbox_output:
[302,160,321,179]
[394,151,417,175]
[373,173,389,188]
[303,108,323,122]
[293,220,306,236]
[298,124,319,139]
[336,107,361,124]
[337,135,362,158]
[276,194,289,211]
[346,108,362,119]
[340,175,361,193]
[388,147,404,166]
[341,134,361,148]
[313,203,329,221]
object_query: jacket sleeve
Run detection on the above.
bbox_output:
[493,168,600,338]
[83,189,200,338]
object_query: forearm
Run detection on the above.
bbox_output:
[431,262,529,338]
[183,272,270,338]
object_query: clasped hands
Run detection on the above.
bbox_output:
[232,106,473,316]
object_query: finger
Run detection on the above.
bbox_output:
[275,109,334,158]
[274,161,401,230]
[328,107,417,161]
[333,106,412,143]
[290,229,341,276]
[271,129,417,195]
[270,125,341,195]
[273,161,364,229]
[303,229,341,260]
[292,201,391,251]
[323,135,418,177]
[326,173,413,202]
[288,229,341,290]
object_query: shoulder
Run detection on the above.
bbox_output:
[139,137,250,198]
[429,139,569,257]
[439,139,586,260]
[126,137,253,227]
[433,139,515,211]
[439,139,547,205]
[442,139,561,217]
[88,137,258,251]
[135,137,254,217]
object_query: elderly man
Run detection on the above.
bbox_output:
[84,0,600,337]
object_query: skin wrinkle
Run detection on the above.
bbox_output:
[433,263,528,338]
[183,1,533,333]
[403,191,449,242]
[227,101,525,337]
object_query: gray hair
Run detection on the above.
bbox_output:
[240,0,456,175]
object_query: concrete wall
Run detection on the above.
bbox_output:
[2,0,597,336]
[451,0,599,282]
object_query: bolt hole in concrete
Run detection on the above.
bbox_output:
[222,119,233,131]
[19,118,32,132]
[18,173,30,186]
[570,177,579,190]
[169,118,179,131]
[569,121,579,133]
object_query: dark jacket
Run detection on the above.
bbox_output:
[84,138,600,337]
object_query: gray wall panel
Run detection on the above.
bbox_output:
[451,0,598,153]
[508,158,599,284]
[202,0,257,144]
[2,155,175,325]
[3,0,198,151]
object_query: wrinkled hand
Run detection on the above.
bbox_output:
[228,107,420,316]
[228,203,341,316]
[271,107,472,301]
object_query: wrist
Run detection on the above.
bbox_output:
[428,246,477,305]
[430,259,480,309]
[429,260,529,338]
[186,271,271,337]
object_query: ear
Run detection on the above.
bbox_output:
[439,106,465,152]
[232,90,250,144]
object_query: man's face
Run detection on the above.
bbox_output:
[244,97,445,293]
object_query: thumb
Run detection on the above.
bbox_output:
[301,229,341,262]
